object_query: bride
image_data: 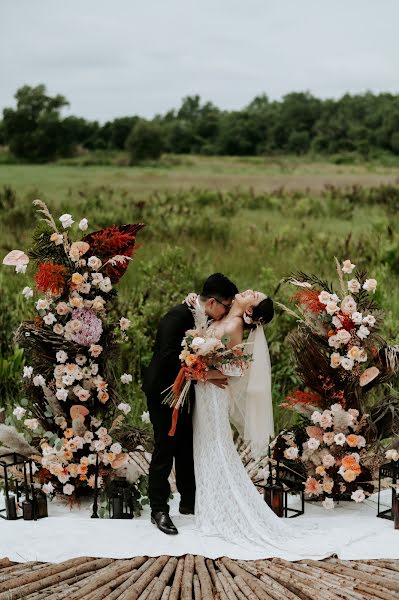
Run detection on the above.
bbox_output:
[190,289,341,560]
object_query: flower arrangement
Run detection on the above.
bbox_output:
[2,200,146,502]
[164,305,253,436]
[273,257,399,507]
[272,404,373,509]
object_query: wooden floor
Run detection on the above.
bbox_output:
[0,555,398,600]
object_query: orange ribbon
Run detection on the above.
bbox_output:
[168,367,187,436]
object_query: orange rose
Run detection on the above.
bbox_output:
[64,428,74,439]
[346,434,359,448]
[342,455,358,469]
[343,469,358,482]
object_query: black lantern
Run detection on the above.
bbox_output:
[108,478,134,519]
[255,458,305,518]
[377,461,399,520]
[0,453,47,521]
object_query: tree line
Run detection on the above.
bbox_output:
[1,84,399,163]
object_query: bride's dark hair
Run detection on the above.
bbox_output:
[245,297,274,329]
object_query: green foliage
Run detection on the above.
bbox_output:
[2,84,72,162]
[125,119,164,164]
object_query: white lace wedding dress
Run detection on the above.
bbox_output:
[193,381,343,560]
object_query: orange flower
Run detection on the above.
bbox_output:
[342,455,357,469]
[98,391,109,404]
[323,480,334,493]
[316,466,326,476]
[64,428,74,439]
[63,450,73,461]
[304,476,322,496]
[346,434,360,448]
[343,469,358,482]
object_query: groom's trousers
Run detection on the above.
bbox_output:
[147,396,196,514]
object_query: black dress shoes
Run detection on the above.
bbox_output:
[151,511,178,535]
[179,504,195,515]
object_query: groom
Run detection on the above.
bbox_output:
[143,273,239,534]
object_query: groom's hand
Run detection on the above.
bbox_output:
[205,369,228,389]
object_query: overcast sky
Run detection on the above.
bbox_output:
[1,1,398,123]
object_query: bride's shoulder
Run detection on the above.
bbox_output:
[222,316,243,336]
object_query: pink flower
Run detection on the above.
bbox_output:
[89,344,103,358]
[304,477,322,497]
[69,309,103,347]
[322,453,335,468]
[323,432,335,446]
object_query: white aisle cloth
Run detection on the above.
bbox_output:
[0,490,396,564]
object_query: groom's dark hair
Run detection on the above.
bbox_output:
[200,273,238,301]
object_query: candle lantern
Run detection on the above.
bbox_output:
[108,478,134,519]
[277,463,305,518]
[0,453,47,521]
[377,461,399,521]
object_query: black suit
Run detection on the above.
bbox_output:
[143,303,196,513]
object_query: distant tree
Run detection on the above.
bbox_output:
[109,117,139,150]
[125,119,163,163]
[2,84,71,162]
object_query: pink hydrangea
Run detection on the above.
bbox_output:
[69,308,103,347]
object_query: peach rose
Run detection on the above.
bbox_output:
[323,481,334,493]
[346,434,360,448]
[343,469,358,482]
[71,273,84,286]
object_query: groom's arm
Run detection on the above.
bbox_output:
[157,308,193,379]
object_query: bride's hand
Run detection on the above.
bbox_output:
[183,292,198,307]
[205,369,228,389]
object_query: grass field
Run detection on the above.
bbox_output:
[1,155,398,429]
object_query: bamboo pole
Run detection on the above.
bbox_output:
[0,557,113,599]
[101,558,157,600]
[216,561,247,600]
[233,575,260,600]
[193,573,201,600]
[118,555,170,600]
[181,554,195,600]
[67,557,147,600]
[160,585,171,600]
[136,576,158,600]
[169,556,185,600]
[77,572,132,600]
[194,555,213,598]
[220,558,272,600]
[244,561,303,600]
[216,572,240,600]
[205,558,229,600]
[150,557,179,600]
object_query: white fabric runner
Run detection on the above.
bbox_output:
[0,490,397,564]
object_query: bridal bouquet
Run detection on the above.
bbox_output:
[2,200,145,500]
[164,308,253,436]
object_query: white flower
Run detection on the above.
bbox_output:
[88,256,102,271]
[53,323,64,335]
[15,264,27,273]
[120,373,132,384]
[284,446,299,460]
[322,497,335,510]
[330,352,341,369]
[385,449,399,462]
[79,218,88,231]
[357,436,366,448]
[325,301,339,315]
[50,232,64,245]
[56,388,68,401]
[334,433,346,446]
[347,279,361,293]
[363,314,376,327]
[75,354,87,366]
[56,351,68,363]
[363,279,377,293]
[141,410,151,423]
[91,273,104,286]
[341,295,357,315]
[62,374,75,386]
[307,438,320,450]
[63,483,75,495]
[342,260,355,274]
[110,442,122,454]
[92,439,106,452]
[332,315,343,328]
[120,317,131,331]
[36,298,49,311]
[351,312,363,325]
[328,335,341,349]
[13,406,26,420]
[99,277,112,293]
[357,325,370,340]
[318,291,331,305]
[336,329,351,345]
[331,403,343,413]
[22,286,33,299]
[24,418,40,431]
[59,214,74,228]
[42,482,55,494]
[351,489,365,503]
[341,357,354,371]
[322,454,335,468]
[311,411,321,424]
[23,366,33,379]
[118,402,131,415]
[43,312,57,325]
[33,374,46,387]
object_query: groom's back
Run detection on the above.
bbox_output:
[143,303,195,400]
